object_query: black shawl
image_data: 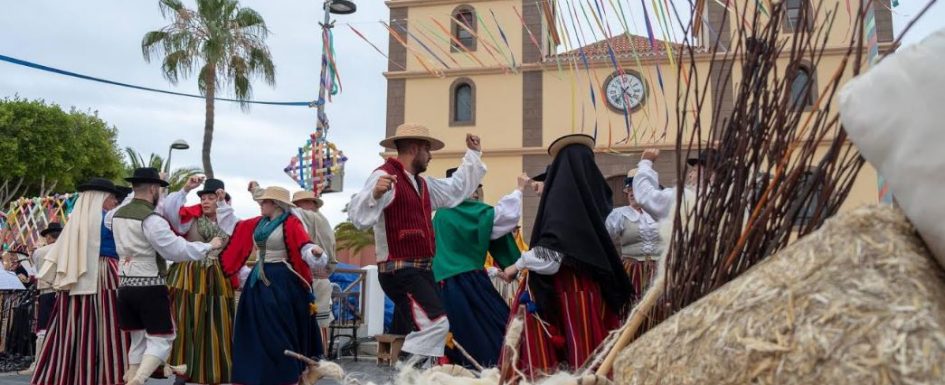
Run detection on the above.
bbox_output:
[528,143,633,318]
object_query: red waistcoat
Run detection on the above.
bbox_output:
[377,158,436,261]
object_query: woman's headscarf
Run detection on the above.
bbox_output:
[38,191,107,295]
[529,143,633,313]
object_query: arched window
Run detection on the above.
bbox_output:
[450,78,475,126]
[790,65,815,109]
[451,6,477,52]
[784,0,812,32]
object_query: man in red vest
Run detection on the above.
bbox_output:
[349,123,486,365]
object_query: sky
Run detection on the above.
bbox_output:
[1,1,942,225]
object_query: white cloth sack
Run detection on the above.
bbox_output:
[839,27,945,266]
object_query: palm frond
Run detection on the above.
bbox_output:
[141,31,169,62]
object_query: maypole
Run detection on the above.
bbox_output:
[285,0,357,195]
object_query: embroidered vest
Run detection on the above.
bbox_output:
[113,199,167,277]
[377,158,436,261]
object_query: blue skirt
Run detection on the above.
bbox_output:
[232,263,322,385]
[439,270,510,368]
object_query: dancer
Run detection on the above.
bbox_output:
[33,178,129,385]
[605,169,663,304]
[220,186,327,385]
[20,223,63,375]
[432,171,526,368]
[348,123,486,365]
[112,168,222,385]
[500,134,632,377]
[161,177,237,385]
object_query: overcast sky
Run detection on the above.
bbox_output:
[2,1,942,225]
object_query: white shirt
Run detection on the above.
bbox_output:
[160,190,238,235]
[490,189,523,240]
[513,247,562,275]
[605,206,662,257]
[633,159,685,221]
[348,149,487,262]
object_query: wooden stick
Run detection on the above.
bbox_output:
[499,305,526,385]
[594,277,665,376]
[451,339,485,373]
[284,349,319,366]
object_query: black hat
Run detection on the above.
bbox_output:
[686,148,722,167]
[445,168,458,178]
[624,176,634,187]
[196,179,225,196]
[77,178,119,194]
[531,166,551,182]
[125,167,169,187]
[40,222,64,237]
[114,186,133,202]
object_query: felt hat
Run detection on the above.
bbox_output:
[125,167,169,187]
[255,186,295,207]
[292,190,324,208]
[40,222,64,237]
[548,134,595,157]
[379,123,445,151]
[114,186,133,202]
[624,168,639,188]
[446,168,481,187]
[196,178,225,197]
[686,148,722,167]
[531,166,551,182]
[77,178,119,194]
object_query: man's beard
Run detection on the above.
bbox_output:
[412,158,428,174]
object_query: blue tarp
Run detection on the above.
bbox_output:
[329,263,394,331]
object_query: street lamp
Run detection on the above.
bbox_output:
[164,139,190,174]
[312,0,356,193]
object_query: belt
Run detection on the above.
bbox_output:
[378,258,433,273]
[119,276,166,287]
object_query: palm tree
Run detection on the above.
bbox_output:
[124,147,202,192]
[334,222,375,257]
[141,0,276,178]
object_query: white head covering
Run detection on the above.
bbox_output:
[38,191,107,295]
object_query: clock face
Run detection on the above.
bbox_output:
[604,71,647,112]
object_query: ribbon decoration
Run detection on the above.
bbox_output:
[392,20,454,69]
[449,14,510,70]
[347,24,406,71]
[381,21,441,76]
[1,194,78,251]
[489,9,518,68]
[429,18,489,68]
[284,138,349,194]
[409,21,464,68]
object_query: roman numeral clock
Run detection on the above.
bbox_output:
[604,70,648,113]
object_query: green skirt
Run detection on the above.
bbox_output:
[166,259,235,384]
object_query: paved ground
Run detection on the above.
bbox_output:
[0,357,398,385]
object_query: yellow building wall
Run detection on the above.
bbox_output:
[403,72,523,153]
[541,61,715,148]
[427,154,523,206]
[721,0,858,48]
[400,1,525,73]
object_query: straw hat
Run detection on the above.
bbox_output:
[292,190,324,208]
[548,134,596,157]
[379,123,445,151]
[255,186,295,207]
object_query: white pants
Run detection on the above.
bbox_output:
[313,278,334,328]
[127,330,175,364]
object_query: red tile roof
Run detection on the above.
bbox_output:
[552,34,695,60]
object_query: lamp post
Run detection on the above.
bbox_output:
[312,0,356,193]
[164,139,190,174]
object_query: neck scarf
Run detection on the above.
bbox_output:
[249,211,289,287]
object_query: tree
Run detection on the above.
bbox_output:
[123,147,201,192]
[0,97,125,208]
[141,0,276,178]
[334,222,375,257]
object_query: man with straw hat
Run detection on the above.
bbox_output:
[349,123,486,366]
[20,222,64,375]
[111,168,223,385]
[292,189,338,345]
[159,176,237,385]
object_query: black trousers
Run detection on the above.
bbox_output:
[117,285,174,334]
[378,268,446,333]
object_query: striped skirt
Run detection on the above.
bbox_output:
[623,258,658,305]
[504,268,620,379]
[31,257,129,385]
[166,259,235,384]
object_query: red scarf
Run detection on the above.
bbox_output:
[219,215,314,289]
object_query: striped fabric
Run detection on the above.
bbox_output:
[31,257,129,385]
[166,260,235,384]
[377,258,432,273]
[504,268,620,379]
[623,258,658,305]
[378,158,436,261]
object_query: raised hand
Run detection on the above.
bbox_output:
[466,134,482,152]
[215,189,226,202]
[209,237,224,249]
[247,181,259,193]
[641,148,660,162]
[185,175,204,192]
[516,173,530,192]
[373,174,397,200]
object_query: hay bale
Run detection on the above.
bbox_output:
[615,205,945,384]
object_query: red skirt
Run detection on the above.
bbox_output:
[623,258,658,305]
[504,267,620,379]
